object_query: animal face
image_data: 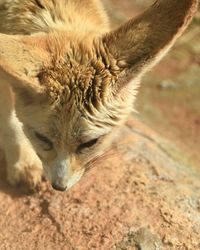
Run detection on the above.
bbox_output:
[11,40,135,190]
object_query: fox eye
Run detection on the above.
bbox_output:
[34,131,53,151]
[77,138,99,152]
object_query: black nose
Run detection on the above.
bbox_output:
[51,183,67,192]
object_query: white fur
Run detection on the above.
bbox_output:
[45,156,84,190]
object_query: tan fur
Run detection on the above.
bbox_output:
[0,0,109,35]
[0,0,198,191]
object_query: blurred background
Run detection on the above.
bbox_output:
[103,0,200,171]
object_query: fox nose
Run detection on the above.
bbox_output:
[51,183,67,192]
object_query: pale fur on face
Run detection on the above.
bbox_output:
[0,0,198,190]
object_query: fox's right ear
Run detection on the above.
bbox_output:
[101,0,198,91]
[0,63,44,105]
[0,34,50,103]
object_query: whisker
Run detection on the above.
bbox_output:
[83,140,132,175]
[85,149,119,173]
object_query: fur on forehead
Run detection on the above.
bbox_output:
[36,34,137,136]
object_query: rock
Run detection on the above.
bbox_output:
[116,228,163,250]
[158,80,178,90]
[0,118,200,250]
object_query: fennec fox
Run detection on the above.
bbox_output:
[0,0,198,191]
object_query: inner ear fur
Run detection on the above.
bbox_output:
[102,0,198,83]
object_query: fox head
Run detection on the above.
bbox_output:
[0,0,198,191]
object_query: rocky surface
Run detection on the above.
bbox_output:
[0,119,200,250]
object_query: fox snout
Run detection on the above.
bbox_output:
[44,157,84,192]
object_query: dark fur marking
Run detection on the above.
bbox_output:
[35,0,45,9]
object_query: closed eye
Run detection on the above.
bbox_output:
[34,131,53,151]
[77,138,99,152]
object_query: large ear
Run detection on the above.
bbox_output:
[0,34,50,104]
[102,0,198,85]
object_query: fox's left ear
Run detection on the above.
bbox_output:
[102,0,198,89]
[0,34,50,104]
